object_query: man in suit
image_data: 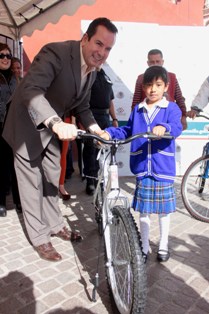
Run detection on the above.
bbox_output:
[3,17,118,262]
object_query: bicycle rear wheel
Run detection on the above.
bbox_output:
[104,205,147,314]
[181,155,209,223]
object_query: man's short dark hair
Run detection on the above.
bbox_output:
[85,17,118,40]
[143,66,168,85]
[148,49,163,58]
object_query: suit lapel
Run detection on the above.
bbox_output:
[70,41,81,95]
[69,41,97,100]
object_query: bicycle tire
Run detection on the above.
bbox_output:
[104,205,147,314]
[181,155,209,223]
[95,181,104,236]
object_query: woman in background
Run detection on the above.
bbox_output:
[0,43,21,216]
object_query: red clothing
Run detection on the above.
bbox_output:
[132,72,186,117]
[59,116,71,185]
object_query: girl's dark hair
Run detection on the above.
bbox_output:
[85,17,118,40]
[143,66,168,85]
[0,43,12,54]
[11,57,22,66]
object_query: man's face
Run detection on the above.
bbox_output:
[81,25,116,68]
[147,54,164,67]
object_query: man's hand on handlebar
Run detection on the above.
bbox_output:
[52,122,77,140]
[187,109,199,119]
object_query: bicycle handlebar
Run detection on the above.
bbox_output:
[77,131,174,146]
[196,113,209,120]
[190,106,209,120]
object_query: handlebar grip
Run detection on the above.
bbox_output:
[191,106,202,113]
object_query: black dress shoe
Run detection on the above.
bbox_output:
[86,178,95,195]
[86,184,95,195]
[157,250,170,262]
[15,204,22,213]
[0,205,7,217]
[59,190,71,201]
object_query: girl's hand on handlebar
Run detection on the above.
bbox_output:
[152,125,166,137]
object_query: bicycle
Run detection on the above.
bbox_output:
[77,130,173,314]
[181,108,209,223]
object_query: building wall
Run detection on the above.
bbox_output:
[23,0,204,63]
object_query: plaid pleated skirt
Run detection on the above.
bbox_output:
[132,177,176,214]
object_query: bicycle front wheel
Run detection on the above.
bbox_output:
[181,155,209,223]
[104,205,147,314]
[94,181,104,236]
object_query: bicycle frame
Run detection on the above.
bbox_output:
[93,145,129,229]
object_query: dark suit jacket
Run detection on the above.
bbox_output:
[3,40,97,161]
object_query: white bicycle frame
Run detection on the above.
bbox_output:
[93,147,130,275]
[93,147,129,214]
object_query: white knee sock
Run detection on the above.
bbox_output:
[139,214,150,254]
[158,213,170,253]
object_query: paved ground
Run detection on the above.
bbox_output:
[1,170,209,314]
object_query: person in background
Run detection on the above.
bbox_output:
[65,142,75,180]
[11,57,23,82]
[187,76,209,118]
[100,66,182,263]
[0,43,21,217]
[59,116,74,201]
[83,68,118,195]
[2,18,118,261]
[132,49,187,130]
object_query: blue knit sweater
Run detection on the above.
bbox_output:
[106,98,182,182]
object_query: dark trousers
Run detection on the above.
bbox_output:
[0,126,20,206]
[66,142,75,177]
[83,113,110,178]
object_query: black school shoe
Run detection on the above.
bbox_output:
[157,249,170,262]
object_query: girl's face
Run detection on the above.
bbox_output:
[0,49,12,71]
[11,61,22,77]
[143,77,169,104]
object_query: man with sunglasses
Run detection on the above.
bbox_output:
[3,18,118,262]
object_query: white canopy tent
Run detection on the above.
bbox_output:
[0,0,96,40]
